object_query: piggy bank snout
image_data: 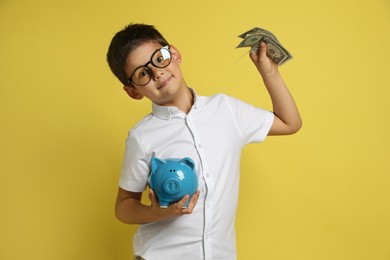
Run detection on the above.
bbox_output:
[163,178,182,195]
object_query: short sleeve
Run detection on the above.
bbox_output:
[119,131,150,192]
[225,95,274,144]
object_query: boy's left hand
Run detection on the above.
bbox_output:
[249,41,279,77]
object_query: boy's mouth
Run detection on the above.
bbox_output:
[157,76,172,89]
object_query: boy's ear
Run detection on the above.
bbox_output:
[123,86,144,100]
[170,45,182,64]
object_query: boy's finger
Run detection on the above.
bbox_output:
[192,191,200,203]
[188,191,200,207]
[149,189,158,205]
[148,189,154,198]
[259,41,267,58]
[179,194,190,208]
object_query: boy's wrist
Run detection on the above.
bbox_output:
[261,70,281,82]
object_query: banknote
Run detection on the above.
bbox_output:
[238,27,279,42]
[236,33,265,48]
[236,27,292,65]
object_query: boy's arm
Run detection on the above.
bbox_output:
[115,187,200,224]
[250,42,302,135]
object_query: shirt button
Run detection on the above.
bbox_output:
[198,144,202,148]
[165,114,170,118]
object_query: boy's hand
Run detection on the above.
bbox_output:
[249,41,279,77]
[149,189,200,217]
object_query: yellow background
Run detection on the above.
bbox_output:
[1,0,390,259]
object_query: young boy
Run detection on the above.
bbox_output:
[107,23,302,260]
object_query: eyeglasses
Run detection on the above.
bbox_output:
[127,46,172,86]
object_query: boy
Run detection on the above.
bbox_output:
[107,23,302,260]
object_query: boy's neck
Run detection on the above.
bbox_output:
[153,84,194,114]
[173,86,194,114]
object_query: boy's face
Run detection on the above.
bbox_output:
[123,41,186,106]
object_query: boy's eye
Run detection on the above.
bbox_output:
[140,69,148,77]
[151,48,171,68]
[134,67,149,80]
[156,55,164,63]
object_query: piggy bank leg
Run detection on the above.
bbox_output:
[159,200,169,208]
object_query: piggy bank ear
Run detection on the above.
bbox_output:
[151,158,165,173]
[180,157,195,170]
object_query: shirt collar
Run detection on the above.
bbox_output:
[152,88,202,120]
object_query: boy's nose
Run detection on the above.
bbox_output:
[149,66,164,81]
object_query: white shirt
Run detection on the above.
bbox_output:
[119,91,274,260]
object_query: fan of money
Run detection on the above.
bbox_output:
[236,27,293,66]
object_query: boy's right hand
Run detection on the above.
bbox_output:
[149,189,200,217]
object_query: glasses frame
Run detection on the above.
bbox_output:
[127,45,171,86]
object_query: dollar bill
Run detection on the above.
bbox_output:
[236,27,292,66]
[236,33,265,48]
[263,37,292,65]
[238,27,279,42]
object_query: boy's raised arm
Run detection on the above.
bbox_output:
[250,42,302,135]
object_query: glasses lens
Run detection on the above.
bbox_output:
[152,48,171,68]
[131,66,151,86]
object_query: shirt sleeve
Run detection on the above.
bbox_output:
[119,131,150,192]
[225,95,274,144]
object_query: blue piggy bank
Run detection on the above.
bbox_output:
[149,157,198,208]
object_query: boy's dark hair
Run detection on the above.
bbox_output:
[106,23,170,86]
